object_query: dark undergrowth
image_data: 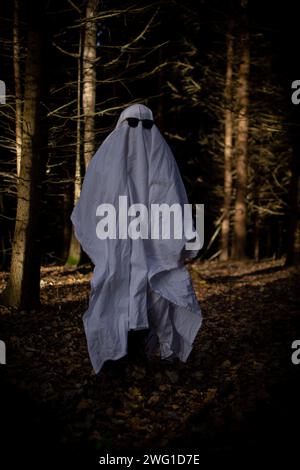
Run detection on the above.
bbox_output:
[0,259,299,468]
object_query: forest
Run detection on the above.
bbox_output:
[0,0,300,467]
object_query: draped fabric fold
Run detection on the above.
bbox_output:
[71,104,202,374]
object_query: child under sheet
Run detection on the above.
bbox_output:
[71,104,202,374]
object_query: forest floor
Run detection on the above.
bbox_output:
[0,259,300,467]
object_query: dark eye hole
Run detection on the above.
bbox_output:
[126,118,139,127]
[142,119,154,129]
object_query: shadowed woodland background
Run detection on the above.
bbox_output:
[0,0,300,467]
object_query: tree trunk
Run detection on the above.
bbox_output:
[232,21,250,260]
[66,0,98,266]
[65,26,82,267]
[13,0,22,177]
[253,168,263,261]
[65,141,82,266]
[220,20,234,261]
[254,212,262,261]
[1,8,45,309]
[82,0,98,168]
[61,184,72,261]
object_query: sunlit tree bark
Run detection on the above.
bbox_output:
[66,27,82,267]
[220,19,234,261]
[232,8,250,260]
[2,5,46,308]
[13,0,22,177]
[82,0,98,168]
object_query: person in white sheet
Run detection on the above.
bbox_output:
[71,103,202,374]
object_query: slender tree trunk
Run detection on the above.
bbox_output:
[1,8,45,309]
[62,184,72,261]
[65,27,82,267]
[253,163,262,260]
[13,0,22,177]
[220,20,234,261]
[232,21,250,260]
[67,0,98,266]
[82,0,98,168]
[254,212,262,261]
[266,227,273,258]
[65,132,82,265]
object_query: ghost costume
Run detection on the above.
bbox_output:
[71,104,202,374]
